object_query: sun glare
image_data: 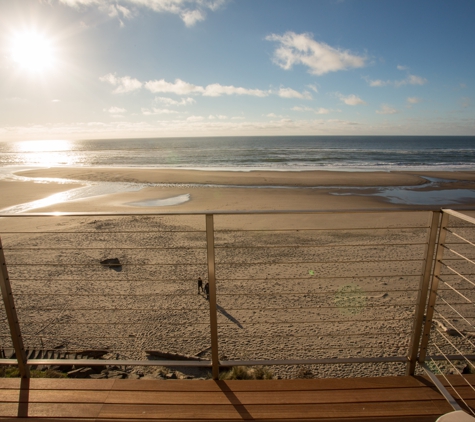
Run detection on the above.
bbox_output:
[10,30,56,72]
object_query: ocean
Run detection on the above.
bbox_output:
[1,136,475,171]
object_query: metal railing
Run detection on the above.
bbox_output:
[0,209,473,387]
[418,209,475,415]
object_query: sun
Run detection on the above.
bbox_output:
[10,30,56,73]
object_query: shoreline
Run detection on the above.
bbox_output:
[16,166,475,187]
[0,166,475,214]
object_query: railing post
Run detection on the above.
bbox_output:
[205,214,220,380]
[406,211,440,375]
[418,211,450,365]
[0,237,30,378]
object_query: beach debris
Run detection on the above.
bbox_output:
[67,367,94,378]
[433,319,461,336]
[100,258,122,271]
[146,350,207,362]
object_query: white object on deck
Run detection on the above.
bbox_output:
[437,410,475,422]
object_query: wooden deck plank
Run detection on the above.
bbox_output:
[21,403,104,418]
[102,387,444,405]
[98,401,452,420]
[108,376,433,392]
[0,389,111,403]
[4,418,444,422]
[0,375,447,392]
[0,387,445,405]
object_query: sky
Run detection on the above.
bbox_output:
[0,0,474,140]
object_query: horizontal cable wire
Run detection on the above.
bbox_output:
[9,278,198,283]
[16,303,418,312]
[17,307,211,312]
[14,293,207,297]
[215,289,420,296]
[215,331,412,339]
[0,230,205,234]
[18,334,210,340]
[433,310,475,350]
[215,343,409,352]
[436,277,474,304]
[8,275,423,283]
[442,245,475,266]
[214,259,423,265]
[427,357,475,417]
[439,263,475,288]
[6,258,424,266]
[434,296,475,328]
[4,246,206,251]
[23,317,412,326]
[214,242,427,249]
[6,263,206,267]
[13,289,420,297]
[439,287,475,292]
[429,344,475,410]
[214,226,428,233]
[431,330,475,372]
[445,229,475,247]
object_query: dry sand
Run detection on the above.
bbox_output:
[1,167,475,379]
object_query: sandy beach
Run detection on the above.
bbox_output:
[1,167,475,379]
[2,167,475,214]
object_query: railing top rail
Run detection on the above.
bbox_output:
[0,207,470,217]
[442,208,475,225]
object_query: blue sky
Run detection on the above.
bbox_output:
[0,0,474,140]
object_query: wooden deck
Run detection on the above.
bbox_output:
[0,375,474,421]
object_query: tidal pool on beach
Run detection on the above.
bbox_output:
[126,194,191,207]
[332,186,475,205]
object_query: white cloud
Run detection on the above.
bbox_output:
[141,107,178,115]
[307,84,319,94]
[292,106,330,114]
[367,73,428,88]
[277,87,312,100]
[145,78,269,97]
[397,65,409,71]
[376,104,398,114]
[407,97,422,104]
[57,0,227,26]
[145,78,202,95]
[368,79,390,87]
[338,94,366,106]
[402,74,428,86]
[202,83,268,97]
[100,73,142,93]
[154,96,196,106]
[187,115,204,121]
[208,114,228,120]
[266,31,366,75]
[104,106,126,113]
[180,9,205,26]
